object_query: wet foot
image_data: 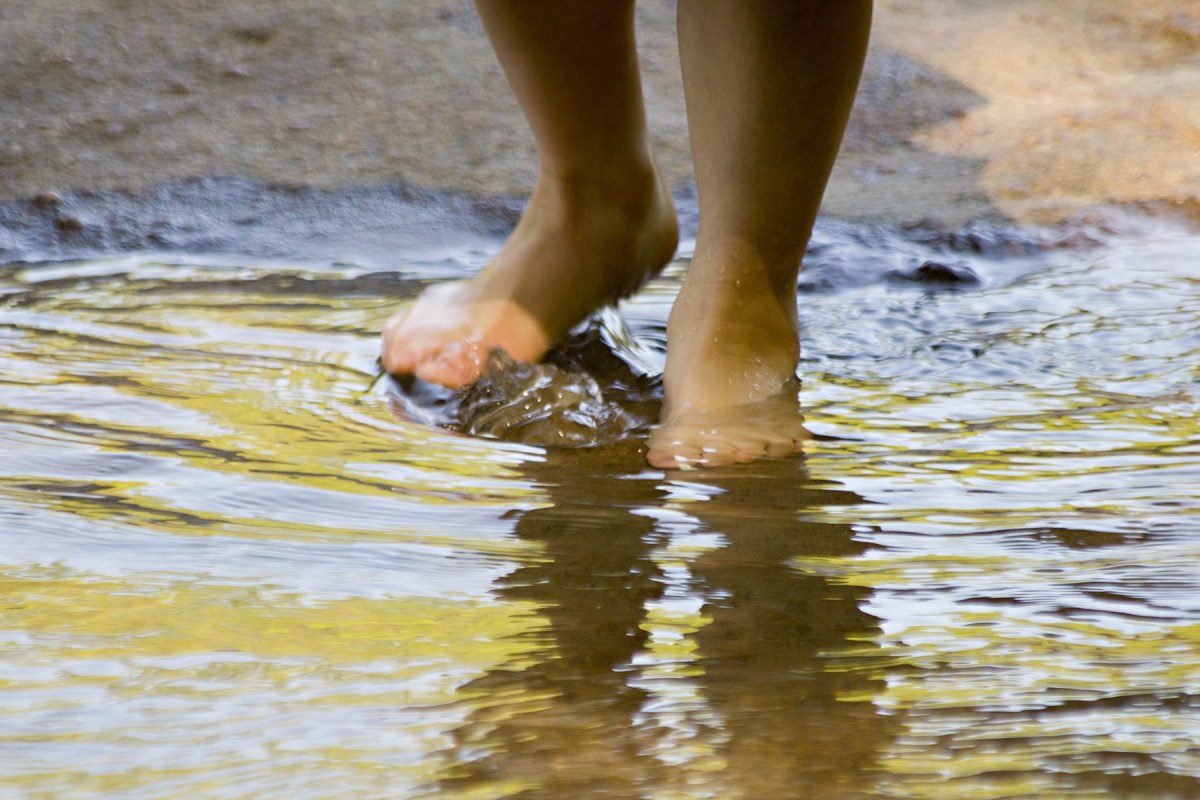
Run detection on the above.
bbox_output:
[381,168,678,388]
[647,240,808,469]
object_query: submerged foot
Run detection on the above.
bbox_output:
[647,240,808,469]
[381,168,678,388]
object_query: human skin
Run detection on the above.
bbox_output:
[381,0,872,468]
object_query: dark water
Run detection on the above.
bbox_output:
[3,197,1200,799]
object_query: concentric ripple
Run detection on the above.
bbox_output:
[2,216,1200,799]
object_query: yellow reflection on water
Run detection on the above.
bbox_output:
[1,566,547,799]
[5,226,1200,799]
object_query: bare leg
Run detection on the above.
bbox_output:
[381,0,678,387]
[647,0,871,468]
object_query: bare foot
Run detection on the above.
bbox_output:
[381,169,678,388]
[647,240,808,469]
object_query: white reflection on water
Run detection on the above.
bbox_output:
[2,216,1200,798]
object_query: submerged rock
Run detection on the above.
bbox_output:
[886,259,983,287]
[384,308,661,447]
[457,349,641,447]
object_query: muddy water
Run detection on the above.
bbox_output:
[2,211,1200,799]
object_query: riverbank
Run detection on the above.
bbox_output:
[2,0,1197,231]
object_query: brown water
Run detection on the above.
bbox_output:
[3,213,1200,799]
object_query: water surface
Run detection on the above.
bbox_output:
[2,211,1200,799]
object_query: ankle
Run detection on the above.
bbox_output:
[688,235,802,308]
[535,157,670,226]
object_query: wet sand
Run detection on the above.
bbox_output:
[2,0,1198,232]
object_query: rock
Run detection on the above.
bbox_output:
[887,260,983,287]
[457,349,640,448]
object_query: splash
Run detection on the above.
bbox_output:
[458,350,639,447]
[387,307,663,447]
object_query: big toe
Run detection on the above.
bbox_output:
[380,311,421,375]
[412,339,488,389]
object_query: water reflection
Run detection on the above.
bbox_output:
[4,214,1200,798]
[435,451,891,799]
[685,467,884,798]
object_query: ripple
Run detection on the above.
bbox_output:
[4,220,1200,798]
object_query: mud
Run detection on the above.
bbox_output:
[0,176,521,267]
[2,1,1197,232]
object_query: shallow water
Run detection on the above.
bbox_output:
[3,211,1200,799]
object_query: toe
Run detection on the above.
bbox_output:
[764,431,805,459]
[731,441,768,464]
[381,341,414,377]
[646,434,704,470]
[414,339,486,389]
[380,313,418,375]
[762,439,796,459]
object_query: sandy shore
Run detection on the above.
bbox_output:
[2,0,1198,230]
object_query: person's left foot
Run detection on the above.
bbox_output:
[647,240,807,469]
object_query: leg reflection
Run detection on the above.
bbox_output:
[682,461,893,798]
[434,446,670,798]
[434,452,893,799]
